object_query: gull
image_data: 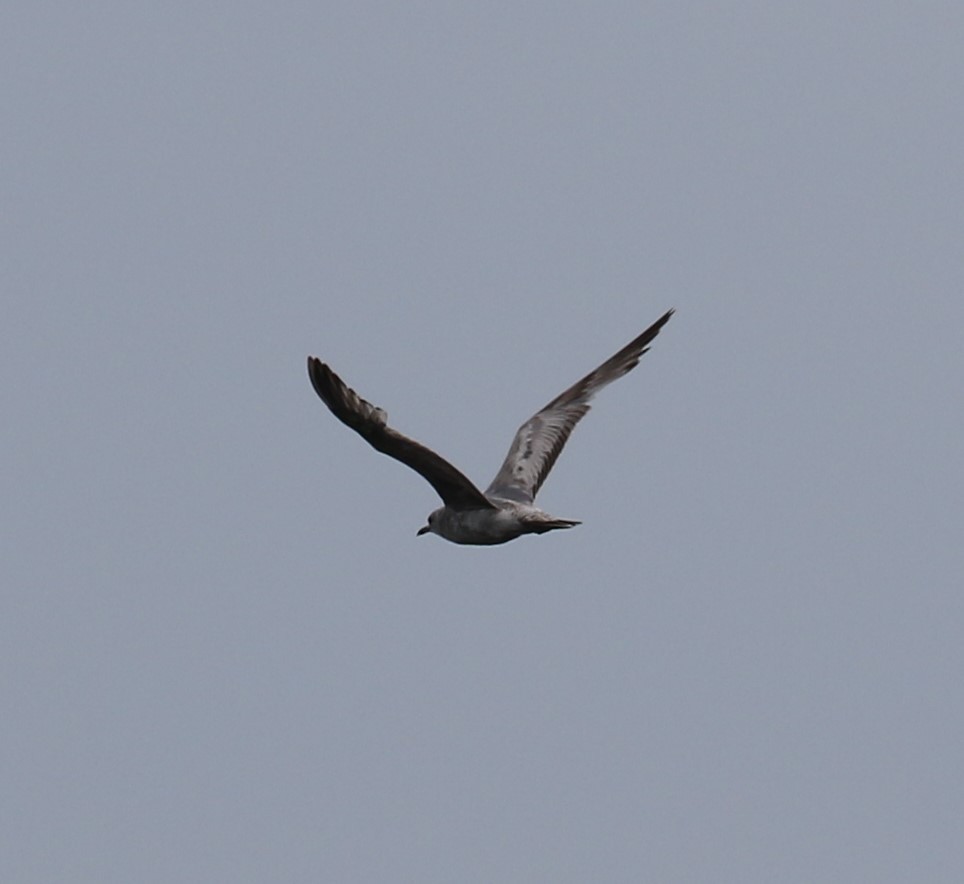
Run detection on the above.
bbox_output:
[307,309,673,545]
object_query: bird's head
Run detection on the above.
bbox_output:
[417,508,443,537]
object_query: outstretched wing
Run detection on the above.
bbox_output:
[307,358,495,511]
[484,309,674,504]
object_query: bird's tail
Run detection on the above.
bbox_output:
[529,518,581,534]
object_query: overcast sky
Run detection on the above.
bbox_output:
[4,3,964,882]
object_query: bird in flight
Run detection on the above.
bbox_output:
[307,309,673,545]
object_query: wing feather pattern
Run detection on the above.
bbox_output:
[307,358,495,510]
[484,310,674,503]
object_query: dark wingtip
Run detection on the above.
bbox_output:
[633,308,674,354]
[307,356,336,403]
[307,356,322,396]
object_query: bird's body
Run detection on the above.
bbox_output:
[307,309,673,545]
[419,499,581,546]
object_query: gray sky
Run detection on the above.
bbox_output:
[4,3,963,881]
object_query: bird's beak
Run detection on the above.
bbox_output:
[416,524,430,536]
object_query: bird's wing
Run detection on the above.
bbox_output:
[307,357,496,511]
[484,309,674,504]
